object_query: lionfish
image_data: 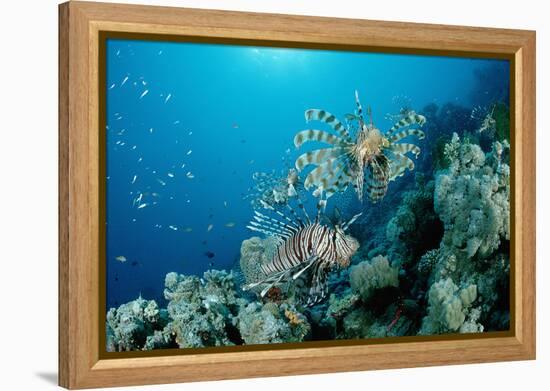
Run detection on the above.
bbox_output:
[471,104,496,134]
[244,199,361,305]
[294,91,426,202]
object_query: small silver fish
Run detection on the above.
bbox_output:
[115,256,127,263]
[137,203,148,209]
[207,224,214,232]
[121,76,129,86]
[139,90,149,99]
[168,225,178,231]
[165,94,171,103]
[225,222,236,228]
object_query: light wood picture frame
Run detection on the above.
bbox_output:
[59,1,536,389]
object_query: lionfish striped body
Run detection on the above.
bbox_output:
[244,201,360,305]
[294,91,426,202]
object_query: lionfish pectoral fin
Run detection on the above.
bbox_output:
[245,269,288,295]
[292,256,318,280]
[259,271,289,297]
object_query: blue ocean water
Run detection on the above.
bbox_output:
[105,38,508,309]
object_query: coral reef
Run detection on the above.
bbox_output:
[161,270,242,348]
[106,295,168,352]
[107,107,510,350]
[236,302,310,345]
[384,175,443,267]
[239,236,278,287]
[349,256,399,302]
[419,278,480,334]
[435,134,510,262]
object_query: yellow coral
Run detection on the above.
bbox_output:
[284,309,303,326]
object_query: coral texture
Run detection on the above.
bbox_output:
[106,295,168,352]
[349,255,399,301]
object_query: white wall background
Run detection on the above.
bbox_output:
[0,0,546,389]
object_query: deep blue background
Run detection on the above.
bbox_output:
[105,39,508,309]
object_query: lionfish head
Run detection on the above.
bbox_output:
[334,226,360,268]
[355,126,389,167]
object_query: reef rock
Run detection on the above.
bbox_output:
[162,270,242,348]
[239,236,279,286]
[106,295,168,352]
[235,301,311,345]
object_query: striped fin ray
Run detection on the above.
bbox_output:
[295,147,347,171]
[388,152,415,181]
[366,156,391,202]
[290,187,312,225]
[259,200,303,229]
[389,128,426,143]
[387,113,427,135]
[306,260,329,306]
[322,162,354,199]
[304,109,351,141]
[251,214,295,237]
[304,154,352,194]
[246,223,287,243]
[389,142,421,158]
[304,157,340,190]
[294,129,346,148]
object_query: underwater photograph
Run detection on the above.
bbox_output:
[104,38,511,352]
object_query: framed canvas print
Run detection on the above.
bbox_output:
[58,1,536,389]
